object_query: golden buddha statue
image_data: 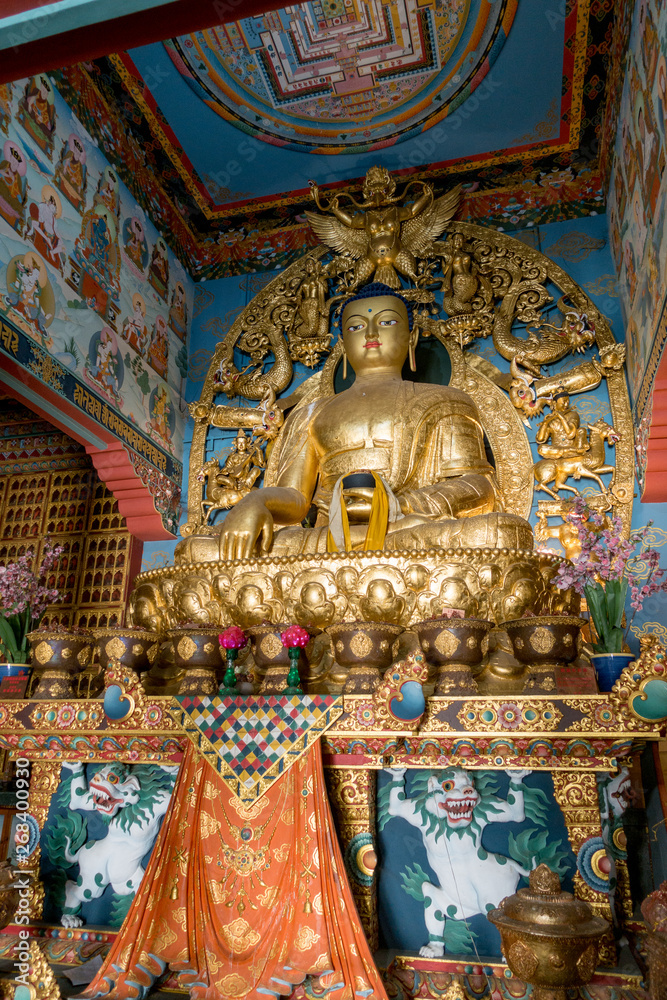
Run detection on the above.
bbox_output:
[176,284,533,564]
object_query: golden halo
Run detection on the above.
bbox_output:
[132,292,146,315]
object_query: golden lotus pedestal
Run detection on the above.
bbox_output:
[130,547,577,692]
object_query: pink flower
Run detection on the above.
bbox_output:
[219,626,247,650]
[281,625,310,649]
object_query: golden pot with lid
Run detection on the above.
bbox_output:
[488,865,609,1000]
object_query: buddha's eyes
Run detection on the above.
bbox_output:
[379,318,397,326]
[346,321,365,333]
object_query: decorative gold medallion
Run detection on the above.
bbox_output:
[34,641,54,665]
[77,647,91,667]
[177,636,198,660]
[106,637,127,659]
[380,640,389,652]
[147,642,159,663]
[131,643,144,655]
[576,944,597,981]
[434,631,459,657]
[466,635,477,648]
[259,633,283,659]
[563,633,572,645]
[508,940,538,980]
[335,641,344,654]
[530,626,555,654]
[422,640,430,651]
[515,637,524,649]
[61,647,71,659]
[203,642,215,654]
[349,632,373,659]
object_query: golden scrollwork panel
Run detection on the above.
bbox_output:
[15,760,61,920]
[325,767,378,950]
[551,770,616,966]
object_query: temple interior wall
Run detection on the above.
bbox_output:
[0,74,194,533]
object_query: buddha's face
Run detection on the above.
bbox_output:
[341,294,415,374]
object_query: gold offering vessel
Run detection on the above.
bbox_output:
[488,865,609,1000]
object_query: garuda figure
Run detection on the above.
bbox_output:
[307,165,460,290]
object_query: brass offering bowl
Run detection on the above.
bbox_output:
[501,616,585,694]
[413,616,493,695]
[167,625,222,697]
[93,627,161,672]
[326,621,403,693]
[488,865,608,1000]
[27,627,94,699]
[247,623,298,694]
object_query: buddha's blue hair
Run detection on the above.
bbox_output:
[337,282,414,332]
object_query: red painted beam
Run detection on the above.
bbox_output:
[642,343,667,502]
[0,0,287,85]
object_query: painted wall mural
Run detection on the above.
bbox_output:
[42,761,178,928]
[0,75,193,533]
[377,767,575,958]
[608,0,667,428]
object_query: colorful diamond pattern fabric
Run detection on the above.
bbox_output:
[171,693,342,802]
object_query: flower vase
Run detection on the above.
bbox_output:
[590,653,635,693]
[0,664,30,698]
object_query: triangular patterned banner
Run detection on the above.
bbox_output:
[170,693,342,802]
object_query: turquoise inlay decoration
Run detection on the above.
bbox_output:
[631,679,667,722]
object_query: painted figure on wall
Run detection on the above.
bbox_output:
[45,762,177,928]
[54,133,87,213]
[121,293,149,355]
[85,327,123,406]
[93,166,121,220]
[5,251,55,343]
[26,184,66,272]
[122,216,149,277]
[148,314,169,378]
[379,767,570,957]
[68,203,122,322]
[635,92,664,215]
[168,280,187,340]
[147,385,174,449]
[0,82,12,135]
[0,140,28,234]
[18,75,56,157]
[148,237,169,300]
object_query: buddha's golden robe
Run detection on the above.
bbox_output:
[177,381,533,564]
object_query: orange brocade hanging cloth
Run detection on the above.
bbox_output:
[79,739,387,1000]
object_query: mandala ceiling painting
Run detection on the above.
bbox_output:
[166,0,517,153]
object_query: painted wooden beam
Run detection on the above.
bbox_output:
[642,347,667,503]
[0,0,287,84]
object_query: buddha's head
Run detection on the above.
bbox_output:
[341,283,416,376]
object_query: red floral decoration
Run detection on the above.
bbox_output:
[281,625,310,649]
[219,626,248,650]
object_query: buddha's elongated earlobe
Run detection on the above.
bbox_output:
[408,337,417,372]
[342,346,348,380]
